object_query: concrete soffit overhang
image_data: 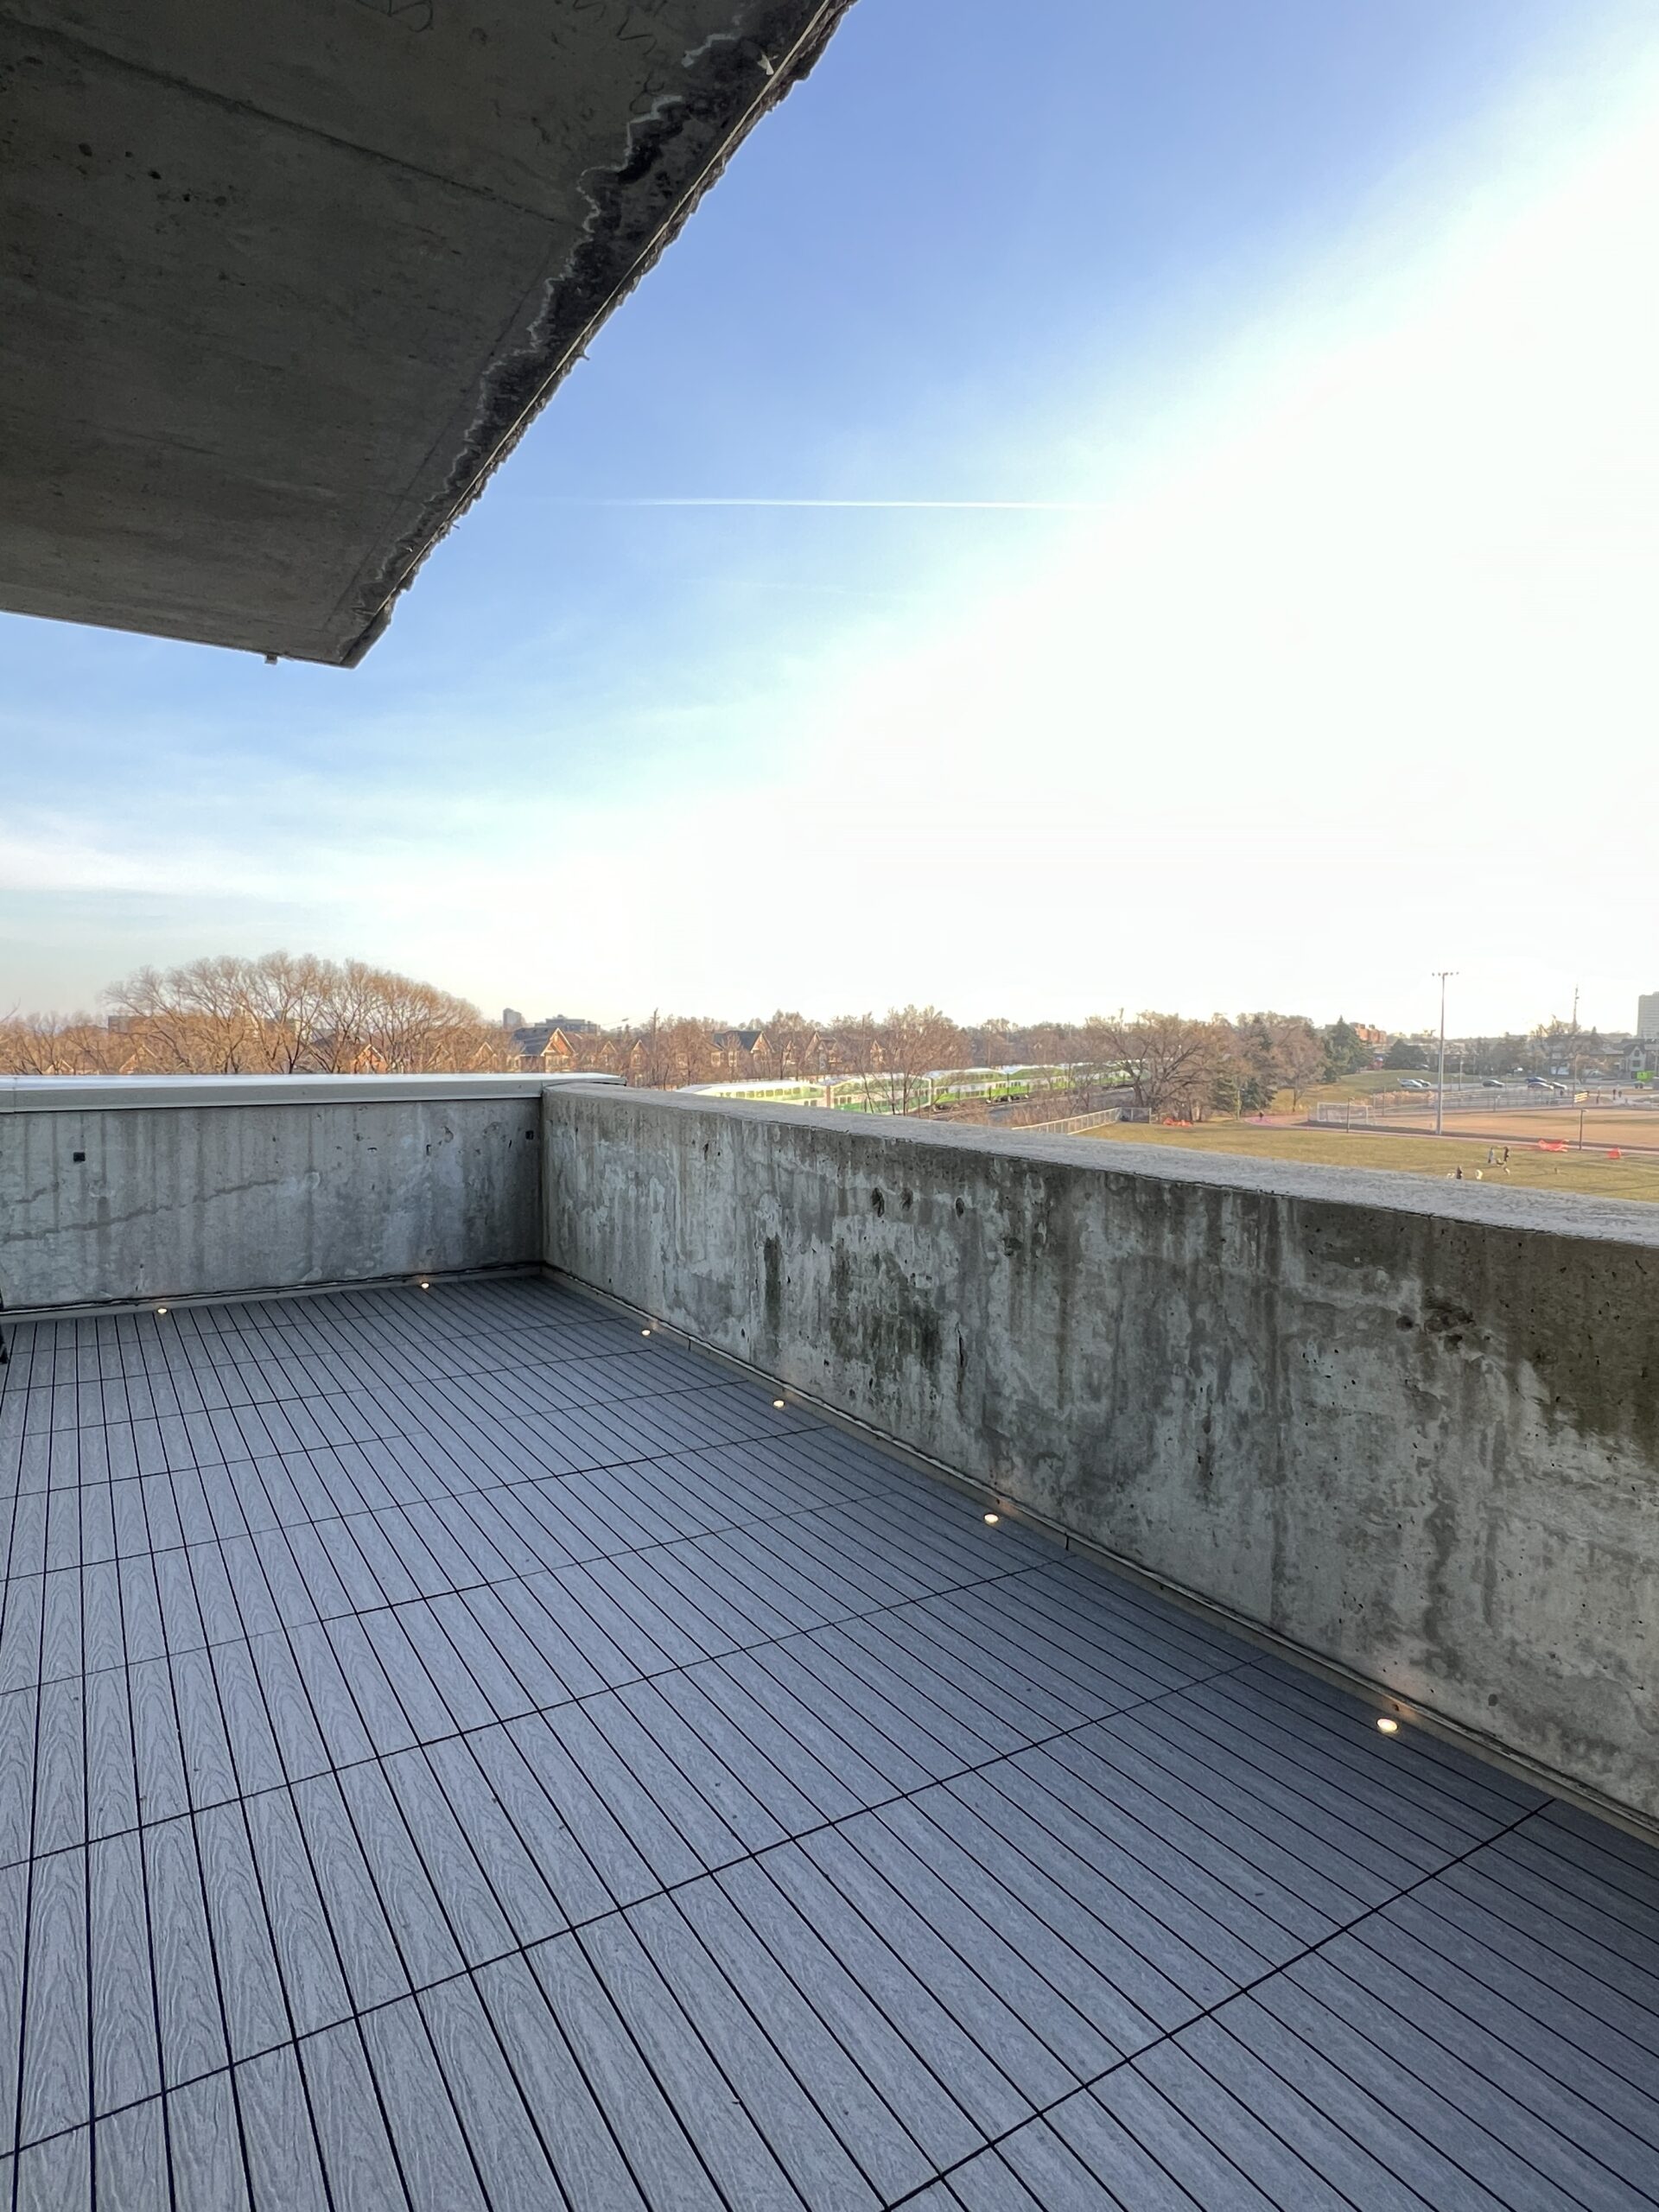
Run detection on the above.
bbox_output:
[0,0,855,663]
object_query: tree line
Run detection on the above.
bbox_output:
[1,952,1392,1119]
[2,954,505,1077]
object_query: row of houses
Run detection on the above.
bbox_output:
[508,1019,841,1081]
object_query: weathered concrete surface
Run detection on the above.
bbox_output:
[0,0,854,663]
[544,1086,1659,1821]
[3,1093,542,1308]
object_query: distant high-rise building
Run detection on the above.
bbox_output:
[1638,993,1659,1040]
[501,1007,525,1031]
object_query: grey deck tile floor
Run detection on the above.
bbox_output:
[0,1275,1656,2209]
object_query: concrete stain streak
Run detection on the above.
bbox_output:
[543,1086,1659,1827]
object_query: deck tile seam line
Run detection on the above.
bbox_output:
[871,1802,1553,2210]
[0,1495,1052,1618]
[1274,1923,1659,2205]
[0,1599,1244,1867]
[1389,1857,1659,2050]
[1,1630,1256,1957]
[0,1362,810,1447]
[0,1352,685,1428]
[1143,1673,1529,1864]
[1065,1793,1561,2209]
[866,1772,1644,2209]
[0,1567,1415,1905]
[1468,1816,1659,1940]
[0,1610,1256,1926]
[0,1581,1490,1930]
[6,1583,48,2177]
[0,1410,847,1508]
[3,1471,1251,1705]
[0,1521,1459,1789]
[3,1656,1280,2165]
[0,1542,1191,1745]
[110,1524,185,2212]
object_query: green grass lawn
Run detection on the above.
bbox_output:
[1084,1118,1659,1204]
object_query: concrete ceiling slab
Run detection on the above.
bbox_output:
[0,0,855,663]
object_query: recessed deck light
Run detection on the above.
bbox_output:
[1376,1715,1399,1735]
[418,1281,430,1290]
[772,1398,785,1409]
[983,1511,1001,1525]
[641,1328,652,1337]
[155,1305,168,1316]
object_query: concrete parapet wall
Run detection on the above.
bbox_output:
[543,1085,1659,1821]
[2,1078,546,1310]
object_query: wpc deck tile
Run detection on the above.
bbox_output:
[836,1807,1123,2083]
[245,1783,353,2039]
[18,1840,88,2145]
[712,1853,990,2174]
[422,1732,571,1947]
[290,1771,411,2012]
[618,1669,828,1839]
[196,1800,289,2063]
[379,1746,515,1965]
[32,1675,85,1853]
[144,1812,229,2088]
[1299,1935,1659,2201]
[360,1997,492,2212]
[298,2019,410,2212]
[578,1910,805,2211]
[527,1931,728,2212]
[762,1837,1041,2140]
[1381,1883,1659,2080]
[14,2125,91,2212]
[95,2094,171,2212]
[670,1871,939,2204]
[334,1758,463,1989]
[474,1948,651,2212]
[1088,1698,1418,1905]
[6,1274,1659,2209]
[1090,2063,1281,2209]
[89,1829,162,2112]
[581,1681,786,1859]
[1166,2013,1438,2211]
[793,1820,1084,2107]
[624,1887,883,2212]
[238,2044,333,2212]
[417,1972,574,2211]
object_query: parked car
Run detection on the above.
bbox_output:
[1399,1077,1431,1090]
[1481,1078,1504,1089]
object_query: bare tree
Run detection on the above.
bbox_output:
[1083,1011,1229,1121]
[95,953,498,1075]
[868,1006,966,1116]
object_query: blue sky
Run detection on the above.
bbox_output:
[4,0,1656,1034]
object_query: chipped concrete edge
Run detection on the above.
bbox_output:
[337,0,859,664]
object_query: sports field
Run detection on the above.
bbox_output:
[1364,1104,1659,1149]
[1084,1118,1659,1204]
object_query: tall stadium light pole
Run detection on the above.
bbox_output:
[1433,969,1458,1137]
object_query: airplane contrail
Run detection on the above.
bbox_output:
[550,497,1108,511]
